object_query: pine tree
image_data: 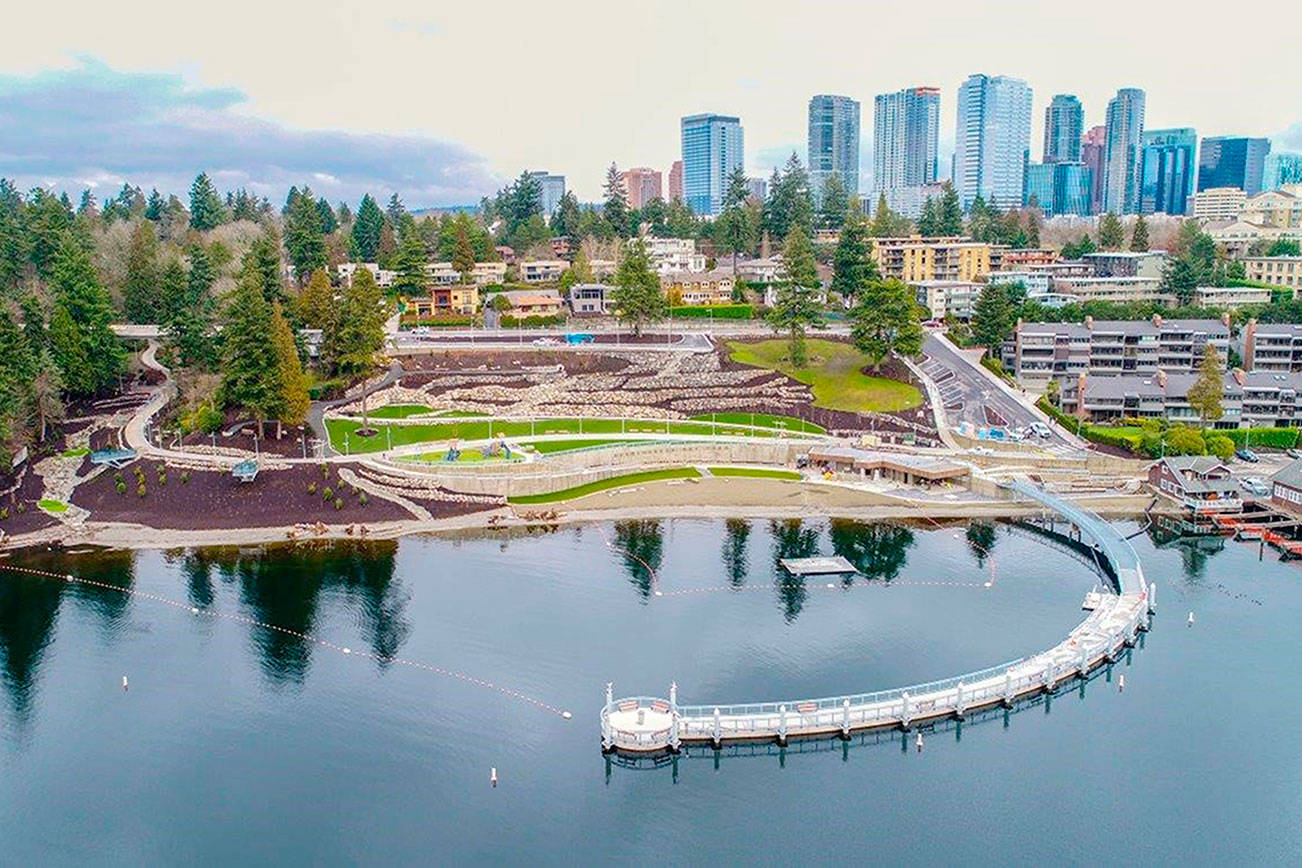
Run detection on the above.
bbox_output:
[329,267,387,375]
[221,272,280,430]
[243,233,284,304]
[851,278,923,370]
[917,197,938,236]
[122,220,160,323]
[392,231,429,296]
[1098,212,1125,249]
[48,231,125,394]
[768,229,822,366]
[971,283,1014,352]
[937,182,963,235]
[819,173,848,230]
[298,268,336,330]
[269,303,310,434]
[156,258,187,326]
[452,220,476,283]
[832,210,878,300]
[316,198,339,235]
[188,172,226,231]
[284,188,327,280]
[352,194,385,261]
[716,166,757,274]
[1130,214,1150,251]
[169,245,217,369]
[603,163,629,238]
[611,239,664,336]
[870,193,910,238]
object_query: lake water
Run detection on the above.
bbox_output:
[0,518,1298,865]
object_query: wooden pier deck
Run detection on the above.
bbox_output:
[601,480,1153,754]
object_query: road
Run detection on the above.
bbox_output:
[918,332,1081,450]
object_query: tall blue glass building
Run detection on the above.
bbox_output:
[1042,94,1083,164]
[873,87,940,198]
[1024,161,1092,216]
[808,95,860,205]
[681,114,744,217]
[1103,88,1145,214]
[1139,128,1196,215]
[1263,152,1302,190]
[1024,163,1055,212]
[954,74,1032,210]
[1198,137,1271,195]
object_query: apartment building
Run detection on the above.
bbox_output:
[869,236,992,283]
[913,281,981,320]
[1192,285,1272,309]
[1060,367,1302,429]
[642,237,706,274]
[1079,250,1167,279]
[1240,185,1302,228]
[519,260,568,283]
[662,269,736,306]
[1010,315,1231,387]
[990,247,1058,270]
[1190,186,1247,221]
[1205,219,1302,258]
[1242,256,1302,296]
[1240,321,1302,372]
[1051,276,1172,305]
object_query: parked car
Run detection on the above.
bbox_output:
[1240,477,1270,496]
[1028,422,1052,439]
[531,337,559,347]
[1287,448,1302,460]
[1236,448,1260,463]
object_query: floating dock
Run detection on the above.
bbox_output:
[601,480,1153,754]
[779,556,857,575]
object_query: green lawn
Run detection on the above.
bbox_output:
[726,339,922,413]
[61,447,91,458]
[522,438,641,454]
[690,412,825,434]
[368,404,436,419]
[508,468,702,504]
[707,466,803,480]
[38,499,69,513]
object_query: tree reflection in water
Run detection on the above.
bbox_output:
[721,519,751,588]
[829,520,915,583]
[964,521,997,568]
[613,520,664,599]
[770,519,819,622]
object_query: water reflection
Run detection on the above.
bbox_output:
[721,519,750,587]
[828,520,915,583]
[1145,518,1227,582]
[770,519,819,622]
[964,522,997,567]
[613,520,664,598]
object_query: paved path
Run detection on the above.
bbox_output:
[308,361,406,458]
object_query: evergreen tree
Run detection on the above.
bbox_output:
[284,187,327,280]
[451,220,476,283]
[221,272,280,429]
[1186,344,1224,427]
[156,258,187,326]
[328,267,387,375]
[47,231,125,394]
[122,220,160,323]
[971,283,1015,351]
[24,189,74,278]
[716,166,757,274]
[29,350,66,442]
[1098,212,1125,249]
[0,309,37,460]
[243,233,284,304]
[550,191,583,240]
[603,163,629,238]
[917,197,938,236]
[392,230,429,296]
[850,278,923,369]
[269,303,310,434]
[352,194,385,261]
[1061,234,1097,259]
[819,173,848,230]
[316,198,339,235]
[168,245,218,369]
[936,182,963,235]
[298,268,336,330]
[870,193,911,237]
[386,193,409,228]
[611,239,664,336]
[144,188,164,222]
[832,210,878,300]
[1130,214,1150,251]
[188,172,226,231]
[764,153,814,241]
[767,229,822,366]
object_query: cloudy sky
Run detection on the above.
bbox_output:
[2,0,1299,207]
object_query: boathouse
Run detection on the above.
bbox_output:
[1147,456,1241,514]
[1269,458,1302,513]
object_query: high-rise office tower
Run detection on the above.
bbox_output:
[620,167,663,209]
[1264,152,1302,190]
[807,94,861,204]
[668,161,683,203]
[525,171,566,216]
[953,74,1032,210]
[1198,137,1272,195]
[1139,128,1196,215]
[1024,161,1092,216]
[1080,125,1106,214]
[1043,94,1083,163]
[873,86,940,199]
[1102,87,1145,214]
[680,114,743,217]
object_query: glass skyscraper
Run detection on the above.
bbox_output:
[873,86,940,200]
[680,114,744,217]
[1024,163,1055,212]
[807,95,860,204]
[1139,128,1196,215]
[1103,88,1145,214]
[1043,94,1083,164]
[1024,161,1091,216]
[1198,137,1271,195]
[525,171,566,216]
[954,74,1032,210]
[1264,152,1302,190]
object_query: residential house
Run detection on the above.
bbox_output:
[1270,459,1302,512]
[1148,457,1242,514]
[662,269,736,306]
[519,260,568,283]
[568,283,613,315]
[502,289,564,317]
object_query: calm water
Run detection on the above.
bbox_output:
[0,518,1298,865]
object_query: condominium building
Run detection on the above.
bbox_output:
[1205,220,1302,258]
[1052,277,1170,305]
[869,236,992,283]
[526,171,566,216]
[873,86,940,205]
[1060,367,1302,429]
[1264,153,1302,191]
[1191,187,1247,221]
[1139,128,1196,215]
[681,114,743,217]
[913,280,981,320]
[1198,137,1271,195]
[668,160,683,203]
[1080,125,1107,215]
[620,167,663,210]
[1242,257,1302,296]
[1241,321,1302,372]
[1043,94,1083,163]
[642,237,706,274]
[1240,185,1302,228]
[1011,315,1231,387]
[661,268,736,306]
[808,94,861,204]
[1102,87,1146,214]
[1191,285,1272,309]
[954,74,1032,209]
[1080,251,1168,280]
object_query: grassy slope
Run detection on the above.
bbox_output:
[726,338,922,413]
[706,466,803,480]
[508,467,702,504]
[690,412,825,434]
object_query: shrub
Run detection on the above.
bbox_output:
[180,471,189,484]
[667,304,754,320]
[1164,427,1206,456]
[158,473,167,486]
[181,402,224,435]
[358,492,368,506]
[333,497,343,510]
[0,507,7,520]
[114,472,124,484]
[308,482,317,494]
[137,482,147,497]
[500,313,565,328]
[320,463,330,476]
[322,486,334,500]
[15,503,25,514]
[308,379,346,401]
[116,481,127,495]
[1215,427,1299,450]
[1207,435,1236,461]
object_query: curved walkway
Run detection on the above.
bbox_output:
[600,480,1152,753]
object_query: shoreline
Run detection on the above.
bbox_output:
[0,477,1162,554]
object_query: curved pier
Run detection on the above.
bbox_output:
[600,480,1153,753]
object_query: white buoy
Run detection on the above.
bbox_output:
[191,607,199,614]
[561,711,572,720]
[984,582,992,588]
[122,675,129,692]
[342,647,351,654]
[1188,611,1195,626]
[490,767,498,787]
[1118,674,1125,692]
[654,591,662,597]
[826,583,834,589]
[915,732,924,752]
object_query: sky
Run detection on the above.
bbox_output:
[2,0,1300,208]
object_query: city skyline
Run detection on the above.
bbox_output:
[2,1,1301,205]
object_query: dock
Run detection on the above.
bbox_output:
[779,556,856,575]
[601,480,1153,754]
